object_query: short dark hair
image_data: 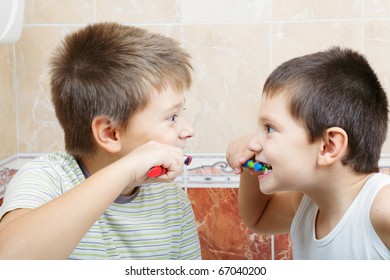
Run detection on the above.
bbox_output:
[263,46,388,173]
[50,22,192,157]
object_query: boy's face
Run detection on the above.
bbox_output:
[254,93,321,194]
[119,84,195,155]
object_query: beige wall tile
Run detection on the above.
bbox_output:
[272,0,362,20]
[139,25,182,42]
[0,46,17,160]
[365,0,390,17]
[365,20,390,152]
[15,26,67,153]
[271,21,363,68]
[96,0,180,23]
[25,0,94,24]
[183,24,269,153]
[181,0,270,23]
[4,0,390,156]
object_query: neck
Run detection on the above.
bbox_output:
[309,168,373,239]
[310,171,372,213]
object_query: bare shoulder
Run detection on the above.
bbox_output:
[370,184,390,249]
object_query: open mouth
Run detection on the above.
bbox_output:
[255,161,272,175]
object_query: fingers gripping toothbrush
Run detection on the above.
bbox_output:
[147,155,193,178]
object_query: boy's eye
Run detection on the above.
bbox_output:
[167,114,178,122]
[266,125,276,134]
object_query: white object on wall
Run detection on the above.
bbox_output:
[0,0,24,44]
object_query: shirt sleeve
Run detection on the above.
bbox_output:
[0,160,62,220]
[178,189,202,260]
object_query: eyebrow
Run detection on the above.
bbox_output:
[259,115,278,126]
[259,115,270,124]
[164,97,186,114]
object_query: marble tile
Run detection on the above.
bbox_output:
[15,26,67,153]
[274,233,292,260]
[1,0,390,158]
[138,25,182,42]
[25,0,94,24]
[95,0,180,24]
[271,21,363,68]
[0,45,17,161]
[184,154,289,260]
[272,0,362,20]
[365,0,390,18]
[182,24,269,153]
[181,0,270,23]
[7,0,390,155]
[188,188,273,260]
[364,20,390,151]
[364,20,390,101]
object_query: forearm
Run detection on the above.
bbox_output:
[0,157,133,259]
[238,170,272,231]
[0,141,183,259]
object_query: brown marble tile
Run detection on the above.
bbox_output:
[274,233,293,260]
[188,188,272,260]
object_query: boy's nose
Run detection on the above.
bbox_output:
[248,136,263,153]
[180,118,195,139]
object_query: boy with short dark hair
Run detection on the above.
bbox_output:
[227,47,390,259]
[0,22,201,259]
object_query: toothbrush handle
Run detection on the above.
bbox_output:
[147,166,167,178]
[147,155,192,178]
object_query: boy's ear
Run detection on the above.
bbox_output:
[91,116,122,153]
[317,127,348,166]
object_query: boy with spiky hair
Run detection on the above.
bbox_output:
[227,47,390,259]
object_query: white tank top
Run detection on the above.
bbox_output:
[290,173,390,259]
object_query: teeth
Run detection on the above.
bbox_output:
[258,161,272,171]
[242,159,272,172]
[259,169,271,175]
[263,163,272,170]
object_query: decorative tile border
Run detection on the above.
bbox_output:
[0,154,43,202]
[2,152,390,190]
[0,153,238,189]
[182,153,238,188]
[0,153,238,201]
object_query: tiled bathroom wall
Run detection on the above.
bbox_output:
[2,0,390,158]
[1,0,390,260]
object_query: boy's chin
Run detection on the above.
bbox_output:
[259,182,278,195]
